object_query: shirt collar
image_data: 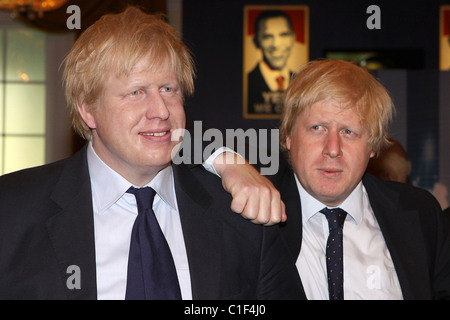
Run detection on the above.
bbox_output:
[87,141,177,214]
[338,181,365,225]
[293,172,364,225]
[259,61,291,91]
[148,165,178,211]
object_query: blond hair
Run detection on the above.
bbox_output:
[63,6,195,139]
[280,59,394,155]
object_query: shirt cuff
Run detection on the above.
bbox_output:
[202,147,240,177]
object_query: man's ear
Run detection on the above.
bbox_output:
[76,100,96,129]
[285,135,291,151]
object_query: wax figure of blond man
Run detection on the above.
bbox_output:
[0,7,302,300]
[233,59,450,299]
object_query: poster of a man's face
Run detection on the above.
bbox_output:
[255,13,295,71]
[243,6,309,119]
[440,6,450,70]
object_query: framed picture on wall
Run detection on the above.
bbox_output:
[440,5,450,70]
[243,5,309,119]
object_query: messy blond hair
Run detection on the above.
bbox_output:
[63,6,195,139]
[280,59,394,155]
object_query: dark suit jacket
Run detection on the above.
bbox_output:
[272,162,450,300]
[247,65,270,114]
[0,145,303,300]
[247,65,295,115]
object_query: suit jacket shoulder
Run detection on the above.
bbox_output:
[362,173,450,299]
[272,157,450,299]
[0,146,97,299]
[172,163,304,299]
[0,154,303,300]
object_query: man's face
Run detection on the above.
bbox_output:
[78,55,185,185]
[286,99,375,207]
[256,16,295,70]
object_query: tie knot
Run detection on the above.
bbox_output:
[127,186,156,212]
[320,207,347,230]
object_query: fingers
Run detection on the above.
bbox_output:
[218,157,285,225]
[231,183,285,226]
[259,189,285,226]
[263,196,284,226]
[280,201,287,223]
[230,191,247,214]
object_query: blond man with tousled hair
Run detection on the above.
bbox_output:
[63,7,285,225]
[63,7,195,140]
[265,59,450,300]
[0,6,302,300]
[280,59,393,155]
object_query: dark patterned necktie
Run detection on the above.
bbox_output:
[125,186,181,300]
[320,207,347,300]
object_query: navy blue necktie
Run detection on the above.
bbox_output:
[125,186,181,300]
[320,207,347,300]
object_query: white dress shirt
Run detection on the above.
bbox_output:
[87,142,192,300]
[293,174,403,300]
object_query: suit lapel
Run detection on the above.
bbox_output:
[276,167,307,298]
[172,164,223,299]
[278,168,430,299]
[279,168,303,260]
[46,146,97,299]
[363,174,430,299]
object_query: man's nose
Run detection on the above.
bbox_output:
[323,131,343,158]
[145,90,170,120]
